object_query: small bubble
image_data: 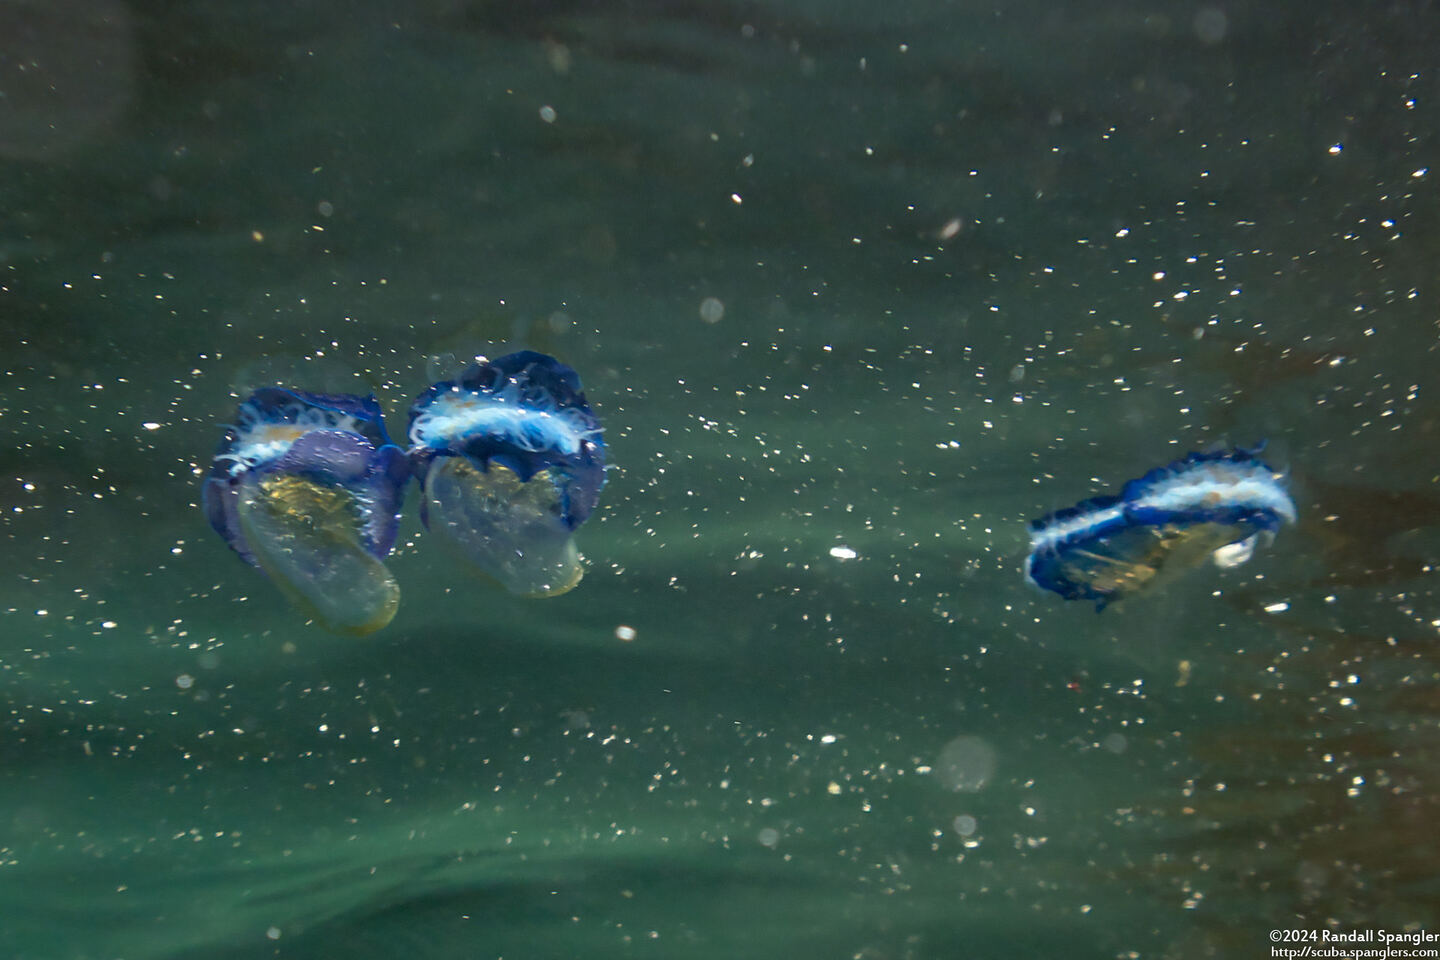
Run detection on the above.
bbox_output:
[615,625,637,642]
[176,674,195,690]
[539,105,557,124]
[936,735,997,793]
[699,297,725,324]
[317,200,334,217]
[266,926,281,940]
[757,827,780,848]
[952,814,978,837]
[545,42,571,74]
[1192,7,1227,44]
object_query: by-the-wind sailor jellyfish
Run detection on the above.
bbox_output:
[1026,448,1297,609]
[407,350,606,597]
[203,389,410,635]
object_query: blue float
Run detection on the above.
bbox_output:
[1026,448,1297,609]
[203,389,410,635]
[407,350,607,597]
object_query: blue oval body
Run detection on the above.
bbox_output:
[1026,448,1296,609]
[407,350,607,597]
[202,389,410,635]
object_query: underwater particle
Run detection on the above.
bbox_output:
[952,814,978,837]
[1025,448,1296,610]
[1192,7,1227,43]
[538,105,557,123]
[699,297,725,324]
[936,735,997,793]
[544,41,571,74]
[829,545,858,560]
[202,389,409,636]
[757,827,780,848]
[615,624,637,641]
[408,350,606,598]
[1211,537,1256,568]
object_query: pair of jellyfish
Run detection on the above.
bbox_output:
[1026,447,1298,609]
[202,351,605,635]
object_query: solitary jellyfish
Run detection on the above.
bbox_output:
[1026,448,1297,609]
[203,389,410,635]
[407,350,606,597]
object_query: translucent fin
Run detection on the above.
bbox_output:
[237,474,400,635]
[424,457,584,598]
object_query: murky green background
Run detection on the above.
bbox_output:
[2,1,1438,958]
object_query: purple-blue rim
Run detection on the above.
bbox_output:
[407,350,607,531]
[202,388,409,566]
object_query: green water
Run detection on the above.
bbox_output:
[2,1,1438,957]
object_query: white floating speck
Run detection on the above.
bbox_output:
[829,545,858,560]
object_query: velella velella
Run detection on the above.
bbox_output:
[407,350,606,597]
[1026,448,1297,609]
[203,389,410,635]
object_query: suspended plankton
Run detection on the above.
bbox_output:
[203,389,410,635]
[407,350,607,597]
[1026,448,1297,609]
